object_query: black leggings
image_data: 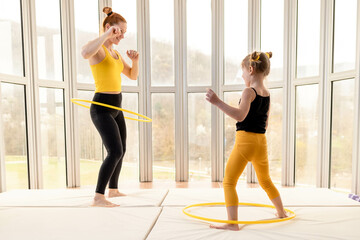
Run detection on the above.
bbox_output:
[90,93,126,194]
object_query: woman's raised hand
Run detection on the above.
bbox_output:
[126,50,139,62]
[105,26,121,39]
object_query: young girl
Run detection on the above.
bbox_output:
[206,51,287,231]
[81,7,139,207]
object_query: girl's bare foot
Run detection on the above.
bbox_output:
[210,223,240,231]
[108,189,126,198]
[92,193,119,207]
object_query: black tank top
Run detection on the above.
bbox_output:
[236,88,270,134]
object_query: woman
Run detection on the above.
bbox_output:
[81,7,139,207]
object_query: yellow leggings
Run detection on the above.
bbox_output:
[223,131,280,207]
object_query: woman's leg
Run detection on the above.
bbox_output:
[91,109,123,207]
[108,110,127,198]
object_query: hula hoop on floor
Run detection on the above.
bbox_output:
[182,202,296,224]
[71,98,152,123]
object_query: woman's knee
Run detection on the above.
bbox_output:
[108,148,124,160]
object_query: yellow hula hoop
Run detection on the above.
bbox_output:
[183,202,296,224]
[71,99,152,123]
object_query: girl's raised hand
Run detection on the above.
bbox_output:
[126,50,139,62]
[205,88,221,105]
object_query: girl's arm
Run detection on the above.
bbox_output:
[81,26,120,59]
[206,88,255,122]
[119,50,139,80]
[265,102,270,130]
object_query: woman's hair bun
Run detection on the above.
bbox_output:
[103,7,112,15]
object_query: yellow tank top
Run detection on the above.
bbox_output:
[90,45,124,93]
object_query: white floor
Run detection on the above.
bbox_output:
[0,187,359,240]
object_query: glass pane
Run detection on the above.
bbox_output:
[266,88,283,183]
[333,0,357,73]
[1,83,28,189]
[152,94,175,180]
[150,0,174,86]
[120,93,139,181]
[112,0,138,86]
[224,0,248,85]
[296,0,320,78]
[188,93,211,180]
[35,0,63,81]
[295,84,319,186]
[261,0,284,82]
[74,0,99,83]
[0,0,24,76]
[77,91,103,187]
[187,0,211,86]
[223,91,247,180]
[330,79,354,191]
[39,88,66,188]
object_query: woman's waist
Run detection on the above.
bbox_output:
[92,92,122,106]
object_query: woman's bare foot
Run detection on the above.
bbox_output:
[275,210,288,218]
[92,193,119,207]
[108,189,126,198]
[210,224,240,231]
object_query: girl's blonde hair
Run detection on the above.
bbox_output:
[241,51,272,76]
[102,7,127,32]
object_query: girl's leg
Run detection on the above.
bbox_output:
[108,111,127,198]
[252,135,287,217]
[210,132,250,230]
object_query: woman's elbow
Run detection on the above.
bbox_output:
[81,50,88,59]
[81,50,90,59]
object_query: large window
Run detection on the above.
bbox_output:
[187,0,211,86]
[152,94,175,180]
[35,0,63,81]
[120,93,139,181]
[330,79,355,190]
[188,93,211,180]
[39,88,66,188]
[150,0,174,86]
[1,83,28,190]
[187,0,212,180]
[266,88,283,182]
[295,84,319,186]
[113,0,138,86]
[224,0,248,85]
[0,0,360,190]
[0,0,24,76]
[333,0,357,73]
[74,0,99,84]
[260,0,284,183]
[149,0,176,180]
[296,0,321,78]
[78,91,103,187]
[261,0,284,82]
